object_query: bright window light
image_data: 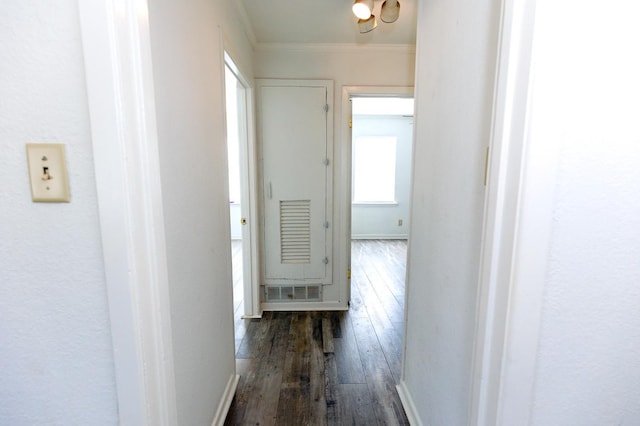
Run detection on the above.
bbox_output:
[353,136,397,203]
[351,97,414,116]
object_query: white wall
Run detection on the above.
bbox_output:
[399,0,500,423]
[254,45,415,303]
[351,115,412,239]
[146,0,254,424]
[0,2,118,424]
[254,45,415,87]
[522,1,640,423]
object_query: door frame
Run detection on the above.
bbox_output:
[222,50,261,318]
[78,1,177,424]
[257,79,338,311]
[468,0,540,424]
[339,86,414,307]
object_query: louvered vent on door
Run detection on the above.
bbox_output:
[280,200,311,264]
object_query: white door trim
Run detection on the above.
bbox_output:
[339,86,414,308]
[222,50,261,318]
[78,1,177,424]
[469,0,540,424]
[243,84,261,316]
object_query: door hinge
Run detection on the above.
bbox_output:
[349,118,352,128]
[323,104,329,113]
[322,257,329,265]
[323,158,330,166]
[324,221,330,229]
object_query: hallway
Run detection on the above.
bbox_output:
[225,240,409,425]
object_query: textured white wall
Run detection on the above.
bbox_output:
[0,1,117,424]
[400,0,500,423]
[146,0,254,424]
[526,1,640,423]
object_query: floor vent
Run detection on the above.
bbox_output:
[265,285,322,302]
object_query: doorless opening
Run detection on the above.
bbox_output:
[225,63,246,333]
[224,51,260,339]
[344,90,414,340]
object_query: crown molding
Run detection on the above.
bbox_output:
[253,42,416,54]
[232,0,257,48]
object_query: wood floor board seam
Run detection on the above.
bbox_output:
[226,240,409,425]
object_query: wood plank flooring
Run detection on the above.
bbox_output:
[225,239,409,425]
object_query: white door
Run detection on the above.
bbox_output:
[258,80,333,284]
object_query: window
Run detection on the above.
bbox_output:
[353,136,397,203]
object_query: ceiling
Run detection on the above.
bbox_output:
[238,0,417,46]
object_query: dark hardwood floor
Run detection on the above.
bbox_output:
[225,239,409,425]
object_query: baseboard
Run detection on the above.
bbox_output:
[261,301,348,311]
[397,381,423,426]
[211,373,240,426]
[351,234,409,240]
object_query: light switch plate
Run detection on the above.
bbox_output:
[26,143,70,202]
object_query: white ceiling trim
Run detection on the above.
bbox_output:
[232,0,257,48]
[254,42,416,54]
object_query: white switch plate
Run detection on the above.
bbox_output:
[26,143,70,202]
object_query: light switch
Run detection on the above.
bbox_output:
[26,143,70,202]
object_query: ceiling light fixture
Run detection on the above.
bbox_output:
[380,0,400,23]
[358,15,377,33]
[353,0,400,33]
[352,0,374,20]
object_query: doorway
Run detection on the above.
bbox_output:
[343,88,414,396]
[347,93,414,385]
[224,53,260,340]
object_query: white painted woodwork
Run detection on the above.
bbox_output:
[258,80,333,285]
[469,0,537,423]
[79,0,178,424]
[224,53,261,318]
